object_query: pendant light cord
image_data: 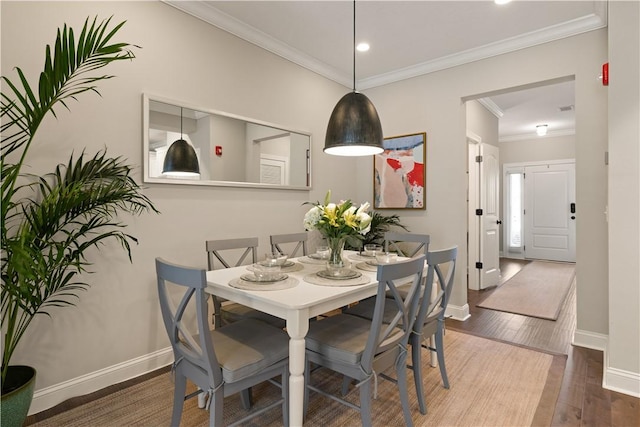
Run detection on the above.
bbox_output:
[353,0,356,92]
[180,107,184,138]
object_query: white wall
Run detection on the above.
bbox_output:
[606,0,640,396]
[500,134,576,165]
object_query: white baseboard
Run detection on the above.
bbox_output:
[603,365,640,397]
[29,347,173,415]
[446,303,470,321]
[572,329,608,351]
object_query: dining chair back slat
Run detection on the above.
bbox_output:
[205,237,285,329]
[384,231,430,258]
[270,232,308,257]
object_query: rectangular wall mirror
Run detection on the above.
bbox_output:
[142,94,312,190]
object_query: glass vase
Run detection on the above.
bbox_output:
[326,236,346,269]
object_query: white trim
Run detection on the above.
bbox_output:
[446,303,471,321]
[572,329,608,351]
[477,98,504,119]
[603,365,640,398]
[503,159,576,169]
[29,347,174,415]
[163,1,606,90]
[359,14,606,89]
[500,128,576,143]
[163,0,350,88]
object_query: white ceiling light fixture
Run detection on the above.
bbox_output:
[356,42,370,52]
[495,0,512,5]
[536,124,548,136]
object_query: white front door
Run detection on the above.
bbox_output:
[524,162,576,262]
[479,143,501,289]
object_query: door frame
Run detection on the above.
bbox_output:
[467,131,481,291]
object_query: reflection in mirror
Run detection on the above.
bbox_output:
[143,94,312,189]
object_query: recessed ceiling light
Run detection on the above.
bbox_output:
[356,42,370,52]
[536,124,548,136]
[495,0,512,4]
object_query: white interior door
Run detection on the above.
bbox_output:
[479,143,501,289]
[524,162,576,262]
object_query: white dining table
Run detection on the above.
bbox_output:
[205,251,381,426]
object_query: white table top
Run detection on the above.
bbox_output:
[205,252,381,319]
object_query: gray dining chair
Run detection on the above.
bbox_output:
[384,231,430,258]
[412,246,457,414]
[206,238,286,329]
[303,255,426,427]
[270,232,309,257]
[344,246,458,415]
[155,258,289,427]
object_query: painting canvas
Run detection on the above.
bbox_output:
[373,132,426,209]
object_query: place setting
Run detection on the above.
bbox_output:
[229,252,299,290]
[355,251,400,271]
[303,260,370,287]
[348,244,384,263]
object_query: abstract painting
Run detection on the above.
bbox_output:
[373,132,426,209]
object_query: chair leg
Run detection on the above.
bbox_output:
[341,375,352,396]
[209,388,224,427]
[281,366,290,427]
[171,373,187,427]
[303,360,310,420]
[396,352,414,427]
[412,335,428,415]
[240,388,253,410]
[435,323,450,389]
[358,377,373,427]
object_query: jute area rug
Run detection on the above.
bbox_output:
[477,260,576,320]
[30,330,565,427]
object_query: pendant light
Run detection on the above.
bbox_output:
[162,107,200,177]
[324,0,384,156]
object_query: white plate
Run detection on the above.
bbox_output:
[240,273,288,283]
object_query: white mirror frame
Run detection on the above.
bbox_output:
[142,94,312,190]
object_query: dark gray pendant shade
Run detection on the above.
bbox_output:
[323,0,384,156]
[324,91,384,156]
[162,139,200,177]
[162,106,200,177]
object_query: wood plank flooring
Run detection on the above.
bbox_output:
[447,258,639,427]
[26,258,639,426]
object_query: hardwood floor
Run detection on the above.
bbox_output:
[26,258,639,426]
[447,258,639,426]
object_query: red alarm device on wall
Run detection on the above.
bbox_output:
[602,62,609,86]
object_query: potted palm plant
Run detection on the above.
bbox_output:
[1,16,158,425]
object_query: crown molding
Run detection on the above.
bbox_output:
[477,98,504,119]
[163,0,352,87]
[359,13,607,89]
[164,1,606,90]
[500,128,576,143]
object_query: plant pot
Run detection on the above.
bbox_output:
[1,365,36,427]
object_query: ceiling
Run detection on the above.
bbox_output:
[165,1,607,140]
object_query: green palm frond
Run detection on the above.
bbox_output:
[1,16,157,388]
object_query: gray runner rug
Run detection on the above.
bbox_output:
[477,260,576,320]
